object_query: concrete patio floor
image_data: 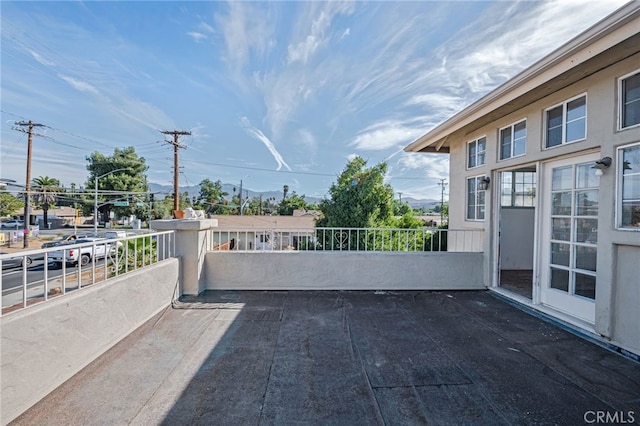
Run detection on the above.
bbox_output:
[12,290,640,425]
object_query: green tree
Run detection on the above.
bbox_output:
[152,195,174,219]
[393,211,424,229]
[0,191,23,217]
[32,176,61,227]
[277,191,308,215]
[392,198,412,216]
[86,147,148,224]
[196,179,228,214]
[317,156,394,228]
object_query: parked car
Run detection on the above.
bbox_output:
[1,220,24,229]
[49,238,122,268]
[105,230,127,239]
[0,252,33,269]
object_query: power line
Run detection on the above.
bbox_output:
[182,158,435,181]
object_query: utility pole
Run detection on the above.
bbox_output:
[13,121,46,248]
[160,130,190,218]
[438,178,448,225]
[239,179,243,216]
[239,175,250,215]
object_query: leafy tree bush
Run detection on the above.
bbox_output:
[317,156,394,228]
[0,191,23,218]
[113,236,157,276]
[85,147,149,222]
[277,192,307,215]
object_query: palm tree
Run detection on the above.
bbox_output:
[32,176,60,228]
[283,185,289,200]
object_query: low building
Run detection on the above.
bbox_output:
[209,215,317,250]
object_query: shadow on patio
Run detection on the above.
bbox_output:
[12,291,640,425]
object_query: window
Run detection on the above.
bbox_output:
[619,70,640,130]
[500,171,536,207]
[545,94,587,148]
[467,137,486,168]
[618,142,640,229]
[467,176,486,220]
[499,120,526,159]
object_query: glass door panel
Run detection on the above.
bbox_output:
[541,154,599,323]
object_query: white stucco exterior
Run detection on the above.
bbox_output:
[1,259,179,425]
[204,251,484,291]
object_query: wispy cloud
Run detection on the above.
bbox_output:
[396,153,449,178]
[58,74,99,95]
[297,128,317,152]
[187,32,207,42]
[287,1,355,65]
[350,118,430,151]
[339,28,350,42]
[29,50,55,66]
[240,117,291,171]
[215,2,275,72]
[416,1,629,104]
[187,22,215,43]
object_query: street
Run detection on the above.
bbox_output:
[2,255,113,304]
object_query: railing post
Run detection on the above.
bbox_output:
[22,259,27,309]
[151,218,218,296]
[43,253,49,301]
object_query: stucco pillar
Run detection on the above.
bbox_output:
[151,219,218,296]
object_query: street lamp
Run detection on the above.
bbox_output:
[94,168,131,236]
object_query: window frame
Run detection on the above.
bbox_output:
[616,141,640,231]
[499,119,527,160]
[500,170,536,208]
[618,69,640,131]
[466,175,486,221]
[544,93,587,149]
[467,136,487,169]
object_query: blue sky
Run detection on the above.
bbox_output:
[0,1,627,201]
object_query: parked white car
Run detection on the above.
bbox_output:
[1,220,24,228]
[49,238,122,268]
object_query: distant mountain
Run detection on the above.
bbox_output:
[148,183,323,205]
[148,183,438,208]
[403,197,440,209]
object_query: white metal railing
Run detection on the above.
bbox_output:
[208,227,483,253]
[0,230,175,315]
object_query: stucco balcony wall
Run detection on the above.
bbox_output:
[1,258,179,425]
[204,251,484,290]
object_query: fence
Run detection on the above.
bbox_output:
[0,226,40,247]
[209,227,483,253]
[0,230,175,315]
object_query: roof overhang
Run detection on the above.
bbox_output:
[405,2,640,154]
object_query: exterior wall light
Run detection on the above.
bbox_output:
[479,176,491,190]
[592,156,612,176]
